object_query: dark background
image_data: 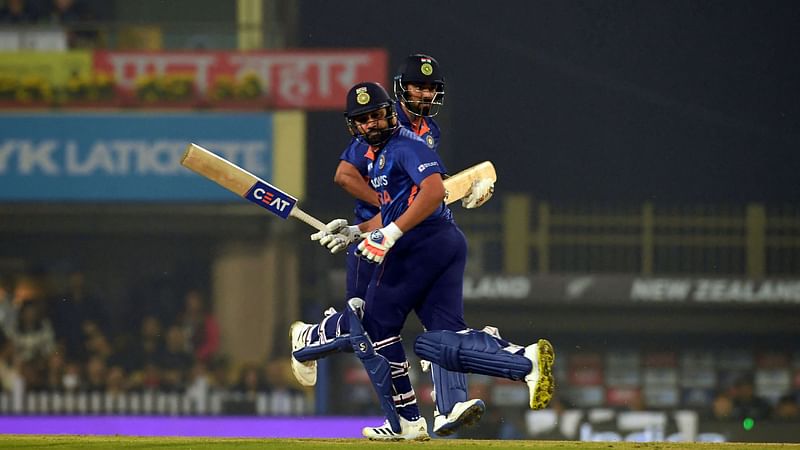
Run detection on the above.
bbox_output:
[298,0,799,213]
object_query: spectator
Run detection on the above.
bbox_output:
[235,362,266,398]
[84,354,107,392]
[105,365,127,396]
[50,270,109,362]
[13,300,55,363]
[178,289,220,364]
[130,362,161,392]
[0,0,37,23]
[208,355,232,392]
[49,0,103,48]
[61,361,82,393]
[710,389,734,421]
[126,315,165,372]
[0,277,17,339]
[82,321,112,361]
[730,374,772,421]
[772,394,800,421]
[47,0,81,23]
[0,327,20,392]
[45,348,66,391]
[157,325,193,391]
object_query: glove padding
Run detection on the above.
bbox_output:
[462,178,495,209]
[311,219,362,254]
[357,222,403,264]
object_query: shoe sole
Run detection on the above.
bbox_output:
[433,400,486,436]
[289,321,317,387]
[366,434,431,442]
[530,338,555,410]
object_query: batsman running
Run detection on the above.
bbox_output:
[291,81,554,440]
[289,55,494,438]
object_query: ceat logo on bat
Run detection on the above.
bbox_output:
[245,181,297,219]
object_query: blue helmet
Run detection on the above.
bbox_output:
[344,82,398,146]
[393,54,445,117]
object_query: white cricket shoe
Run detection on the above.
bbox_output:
[524,338,555,410]
[289,321,316,387]
[362,416,430,441]
[432,398,486,436]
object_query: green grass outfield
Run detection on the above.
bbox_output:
[1,436,799,450]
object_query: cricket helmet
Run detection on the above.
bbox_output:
[344,81,398,146]
[393,53,445,117]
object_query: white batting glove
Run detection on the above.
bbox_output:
[357,222,403,264]
[311,219,362,254]
[420,359,431,372]
[462,178,495,209]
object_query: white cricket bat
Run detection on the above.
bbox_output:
[181,143,327,231]
[443,161,496,205]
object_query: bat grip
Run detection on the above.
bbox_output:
[291,208,327,232]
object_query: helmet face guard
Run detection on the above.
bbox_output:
[345,105,398,146]
[393,77,445,117]
[393,54,446,118]
[344,82,398,146]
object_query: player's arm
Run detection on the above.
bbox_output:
[334,160,380,207]
[357,173,445,263]
[394,174,445,232]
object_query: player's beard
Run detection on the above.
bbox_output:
[366,129,383,142]
[409,100,431,116]
[364,127,394,146]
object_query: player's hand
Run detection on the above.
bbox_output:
[357,222,403,264]
[311,219,362,254]
[462,178,495,209]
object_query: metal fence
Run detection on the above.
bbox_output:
[0,390,310,416]
[456,195,800,276]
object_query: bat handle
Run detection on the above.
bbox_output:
[291,207,327,232]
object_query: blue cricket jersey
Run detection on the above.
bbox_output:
[338,103,441,224]
[367,127,453,226]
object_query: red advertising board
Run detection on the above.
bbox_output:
[93,49,388,110]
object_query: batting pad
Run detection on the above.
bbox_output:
[431,363,467,415]
[414,330,532,381]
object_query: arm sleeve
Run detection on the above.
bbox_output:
[399,142,447,186]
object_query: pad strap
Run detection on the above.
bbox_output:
[292,334,351,362]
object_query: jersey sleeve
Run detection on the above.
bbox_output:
[339,139,371,175]
[399,140,447,186]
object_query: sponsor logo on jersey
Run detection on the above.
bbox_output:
[370,175,388,188]
[417,161,439,172]
[245,181,297,219]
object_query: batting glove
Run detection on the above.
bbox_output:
[462,178,495,209]
[357,222,403,264]
[311,219,362,254]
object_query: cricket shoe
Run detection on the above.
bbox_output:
[432,398,486,437]
[362,416,430,441]
[289,321,316,386]
[524,338,555,410]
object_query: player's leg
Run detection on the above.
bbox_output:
[414,223,485,436]
[414,328,555,410]
[358,235,436,440]
[289,244,374,385]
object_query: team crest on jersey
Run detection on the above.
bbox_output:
[378,154,385,169]
[356,86,370,105]
[425,135,435,148]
